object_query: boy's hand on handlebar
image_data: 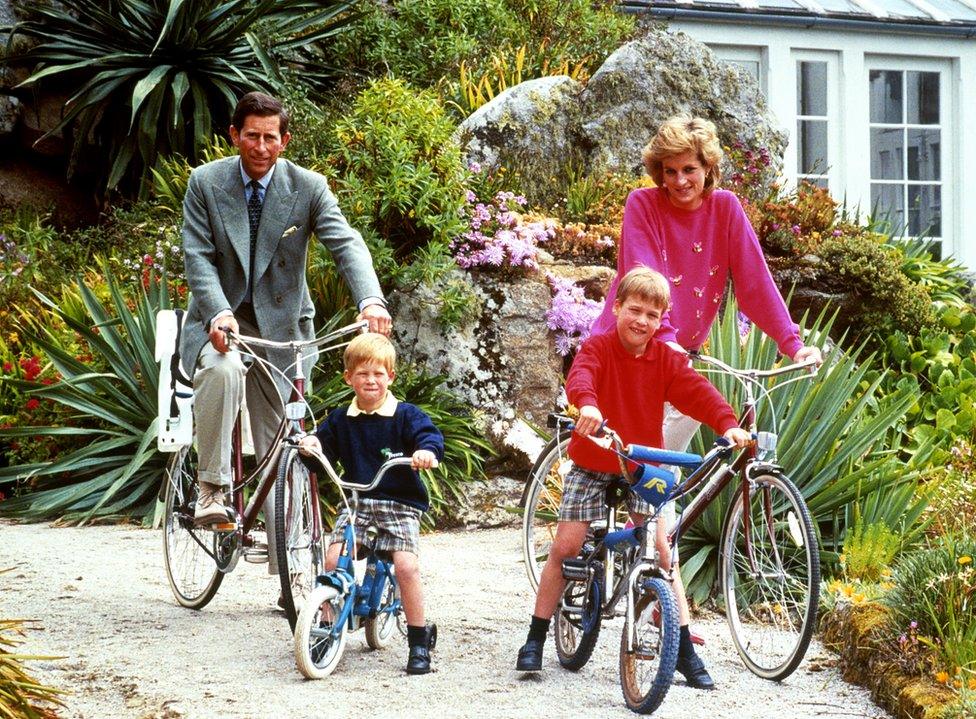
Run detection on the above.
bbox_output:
[574,405,603,437]
[297,435,322,456]
[411,449,438,470]
[792,345,823,368]
[209,315,239,354]
[723,427,753,448]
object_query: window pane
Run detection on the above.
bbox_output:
[797,120,828,175]
[797,61,828,116]
[908,185,942,237]
[727,59,760,83]
[871,128,904,179]
[870,70,903,123]
[907,128,941,180]
[906,71,940,124]
[871,184,905,231]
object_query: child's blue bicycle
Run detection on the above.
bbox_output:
[292,454,427,678]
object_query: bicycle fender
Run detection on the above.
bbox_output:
[746,461,783,478]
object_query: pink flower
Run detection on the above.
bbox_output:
[143,254,154,266]
[25,398,40,411]
[2,362,11,373]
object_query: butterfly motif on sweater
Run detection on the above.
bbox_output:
[693,287,704,298]
[670,275,682,286]
[693,242,703,253]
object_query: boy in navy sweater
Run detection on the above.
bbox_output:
[299,333,444,674]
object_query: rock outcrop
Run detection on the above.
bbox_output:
[457,26,787,206]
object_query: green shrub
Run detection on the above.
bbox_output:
[923,441,976,538]
[327,0,633,103]
[882,307,976,452]
[842,516,901,582]
[898,238,973,309]
[817,230,936,346]
[3,0,358,197]
[885,534,976,680]
[325,78,468,274]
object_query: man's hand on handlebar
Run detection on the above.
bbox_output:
[358,303,392,337]
[723,427,753,448]
[209,315,239,354]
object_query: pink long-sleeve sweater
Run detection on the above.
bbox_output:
[591,187,803,358]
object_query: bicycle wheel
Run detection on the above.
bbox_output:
[274,446,324,631]
[294,584,348,679]
[720,471,820,681]
[554,573,603,670]
[521,435,571,590]
[619,577,679,715]
[162,444,224,609]
[365,574,400,650]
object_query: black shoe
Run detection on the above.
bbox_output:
[516,639,544,672]
[406,624,436,675]
[675,653,716,690]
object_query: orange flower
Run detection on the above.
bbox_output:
[935,670,950,684]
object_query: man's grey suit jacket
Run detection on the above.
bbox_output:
[180,156,381,386]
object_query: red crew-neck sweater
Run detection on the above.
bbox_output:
[566,332,739,474]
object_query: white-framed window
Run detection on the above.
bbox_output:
[867,63,946,243]
[709,44,766,93]
[796,60,829,187]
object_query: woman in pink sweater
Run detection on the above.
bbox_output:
[588,115,821,689]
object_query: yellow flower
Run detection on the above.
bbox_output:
[853,593,865,603]
[935,670,950,684]
[958,556,972,565]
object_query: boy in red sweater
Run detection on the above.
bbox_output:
[515,266,751,687]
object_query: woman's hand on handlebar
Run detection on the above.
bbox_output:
[723,427,753,448]
[411,449,439,470]
[574,404,603,437]
[792,345,823,368]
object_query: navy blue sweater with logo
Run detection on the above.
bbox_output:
[314,400,444,511]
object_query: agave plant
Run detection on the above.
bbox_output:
[677,304,929,604]
[0,259,170,523]
[2,0,358,196]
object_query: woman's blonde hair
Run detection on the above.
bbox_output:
[343,332,396,374]
[642,114,723,193]
[615,266,670,310]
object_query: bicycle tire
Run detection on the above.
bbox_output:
[365,572,400,650]
[274,446,324,631]
[521,435,572,591]
[619,577,679,715]
[554,574,603,670]
[294,584,348,679]
[720,471,820,681]
[162,444,224,609]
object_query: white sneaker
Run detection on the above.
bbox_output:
[193,482,234,526]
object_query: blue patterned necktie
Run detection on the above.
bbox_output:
[245,179,263,303]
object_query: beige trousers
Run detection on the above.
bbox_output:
[193,315,284,573]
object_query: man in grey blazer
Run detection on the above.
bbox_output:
[180,92,390,576]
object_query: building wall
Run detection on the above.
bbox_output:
[663,21,974,268]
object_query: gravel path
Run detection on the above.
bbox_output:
[1,521,891,719]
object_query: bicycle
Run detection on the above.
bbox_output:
[522,353,821,683]
[553,454,682,714]
[293,454,433,679]
[160,318,368,631]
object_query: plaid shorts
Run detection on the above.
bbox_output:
[329,498,422,556]
[559,464,654,523]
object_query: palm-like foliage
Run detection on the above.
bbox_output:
[2,0,358,196]
[678,305,930,604]
[0,260,171,523]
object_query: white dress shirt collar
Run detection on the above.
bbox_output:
[347,392,399,417]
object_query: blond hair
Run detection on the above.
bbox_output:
[616,266,670,309]
[642,114,723,193]
[343,332,396,374]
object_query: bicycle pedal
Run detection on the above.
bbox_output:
[561,558,590,582]
[243,548,268,563]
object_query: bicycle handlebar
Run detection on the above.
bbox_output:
[299,451,438,494]
[688,351,819,379]
[225,320,369,351]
